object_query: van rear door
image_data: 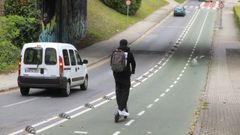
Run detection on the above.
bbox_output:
[44,47,59,78]
[22,46,44,77]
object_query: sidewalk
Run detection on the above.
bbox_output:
[195,0,240,134]
[0,0,179,92]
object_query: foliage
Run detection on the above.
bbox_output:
[234,6,240,29]
[78,0,167,48]
[175,0,185,4]
[100,0,142,15]
[4,0,40,18]
[0,15,41,48]
[0,40,20,73]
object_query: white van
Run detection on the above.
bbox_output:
[18,42,88,96]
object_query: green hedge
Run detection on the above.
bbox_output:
[0,40,20,73]
[233,6,240,29]
[0,15,40,73]
[4,0,40,18]
[0,15,40,48]
[100,0,142,15]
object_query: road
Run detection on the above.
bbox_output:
[0,1,217,135]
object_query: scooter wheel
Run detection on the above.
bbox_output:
[114,113,120,123]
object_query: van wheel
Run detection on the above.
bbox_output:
[20,87,30,96]
[80,76,88,90]
[62,82,71,97]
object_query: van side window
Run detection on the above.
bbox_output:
[75,50,82,65]
[69,50,76,66]
[62,50,70,66]
[45,48,57,65]
[24,48,43,65]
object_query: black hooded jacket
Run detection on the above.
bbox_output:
[113,45,136,85]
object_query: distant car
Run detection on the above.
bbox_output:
[18,42,88,97]
[174,6,186,16]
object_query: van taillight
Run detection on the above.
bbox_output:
[59,56,64,77]
[18,56,22,76]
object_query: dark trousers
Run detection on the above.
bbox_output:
[115,80,130,111]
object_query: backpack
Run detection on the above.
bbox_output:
[110,49,127,72]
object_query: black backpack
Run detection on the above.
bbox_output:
[110,49,127,72]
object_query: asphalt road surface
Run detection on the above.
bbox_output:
[0,1,217,135]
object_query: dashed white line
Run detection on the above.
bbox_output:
[182,70,185,73]
[113,131,121,135]
[170,85,174,88]
[133,82,141,88]
[142,78,148,82]
[148,73,154,78]
[2,98,39,108]
[125,120,135,126]
[154,98,160,102]
[94,100,109,108]
[138,111,145,116]
[165,89,170,93]
[160,93,165,97]
[174,81,178,84]
[147,104,153,109]
[74,131,88,134]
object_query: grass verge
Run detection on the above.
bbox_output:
[175,0,186,4]
[77,0,168,48]
[234,5,240,30]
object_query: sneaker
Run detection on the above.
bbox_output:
[121,110,130,117]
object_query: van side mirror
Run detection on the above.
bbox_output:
[83,59,88,64]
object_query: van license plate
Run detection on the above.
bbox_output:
[25,68,40,73]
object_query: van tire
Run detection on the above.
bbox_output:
[62,82,71,97]
[80,75,88,90]
[20,87,30,96]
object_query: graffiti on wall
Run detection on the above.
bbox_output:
[37,0,87,44]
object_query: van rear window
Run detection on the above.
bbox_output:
[24,48,43,65]
[45,48,57,65]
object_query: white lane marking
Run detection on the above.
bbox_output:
[147,104,153,109]
[125,120,135,126]
[137,76,143,80]
[133,82,141,88]
[106,91,115,97]
[160,93,165,97]
[36,119,68,134]
[74,131,88,134]
[182,70,185,73]
[94,100,109,108]
[8,129,24,135]
[66,106,84,114]
[177,77,181,80]
[111,95,116,100]
[89,97,103,104]
[179,74,183,77]
[170,85,174,88]
[174,81,178,84]
[184,66,187,70]
[165,89,170,93]
[113,131,121,135]
[138,111,145,116]
[32,116,58,127]
[154,98,160,102]
[2,98,39,108]
[142,78,148,82]
[71,108,92,119]
[148,73,154,78]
